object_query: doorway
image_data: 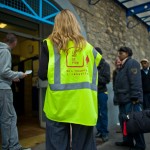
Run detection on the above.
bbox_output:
[0,21,45,147]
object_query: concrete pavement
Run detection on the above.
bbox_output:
[97,130,150,150]
[32,127,150,150]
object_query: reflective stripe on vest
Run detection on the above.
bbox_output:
[47,41,98,91]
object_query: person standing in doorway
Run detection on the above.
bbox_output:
[0,33,31,150]
[140,58,150,109]
[38,9,102,150]
[114,47,145,150]
[95,47,110,142]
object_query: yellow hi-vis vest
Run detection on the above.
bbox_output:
[44,38,102,126]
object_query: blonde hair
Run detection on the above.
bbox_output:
[49,9,86,52]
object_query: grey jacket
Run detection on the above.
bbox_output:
[114,57,143,104]
[0,42,23,89]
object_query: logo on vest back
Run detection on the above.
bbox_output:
[65,51,89,76]
[66,51,85,67]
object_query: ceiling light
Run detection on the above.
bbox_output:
[0,23,7,28]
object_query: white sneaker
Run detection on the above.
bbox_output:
[21,148,32,150]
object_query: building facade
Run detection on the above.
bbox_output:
[0,0,149,130]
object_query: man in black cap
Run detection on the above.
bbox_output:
[95,47,110,142]
[114,46,145,150]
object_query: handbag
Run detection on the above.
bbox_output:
[126,107,150,134]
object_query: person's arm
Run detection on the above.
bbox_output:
[112,69,117,90]
[127,60,142,102]
[1,50,25,80]
[98,60,110,84]
[38,41,49,80]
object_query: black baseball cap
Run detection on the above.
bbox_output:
[118,46,133,56]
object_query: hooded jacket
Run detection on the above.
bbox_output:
[0,42,23,89]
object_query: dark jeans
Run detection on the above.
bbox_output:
[96,92,108,136]
[46,118,97,150]
[143,93,150,109]
[119,103,146,149]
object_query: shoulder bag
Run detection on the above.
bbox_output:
[126,107,150,134]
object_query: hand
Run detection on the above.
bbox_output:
[132,100,139,104]
[131,98,139,104]
[20,73,27,79]
[13,78,20,82]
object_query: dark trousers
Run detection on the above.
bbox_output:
[119,103,146,149]
[46,118,97,150]
[143,93,150,109]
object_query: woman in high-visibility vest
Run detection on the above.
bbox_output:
[38,9,102,150]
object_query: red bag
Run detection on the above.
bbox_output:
[123,121,127,136]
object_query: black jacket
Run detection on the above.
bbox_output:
[112,68,119,90]
[141,69,150,93]
[97,58,110,93]
[112,68,120,105]
[114,57,143,104]
[38,41,49,80]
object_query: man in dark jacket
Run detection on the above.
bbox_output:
[141,58,150,109]
[95,47,110,142]
[114,47,145,150]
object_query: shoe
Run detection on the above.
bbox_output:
[95,132,102,138]
[129,147,145,150]
[115,141,134,147]
[101,135,109,142]
[19,148,32,150]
